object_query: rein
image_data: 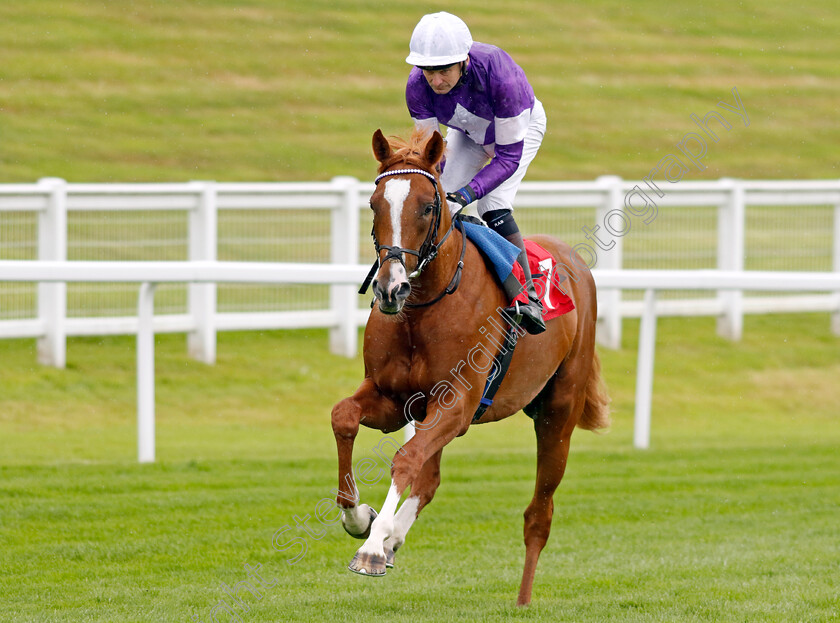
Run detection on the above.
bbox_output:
[359,168,465,308]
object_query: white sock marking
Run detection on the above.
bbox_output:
[385,496,420,552]
[342,503,373,535]
[358,482,402,556]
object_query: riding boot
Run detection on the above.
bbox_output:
[501,236,546,335]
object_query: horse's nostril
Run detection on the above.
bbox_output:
[396,282,411,299]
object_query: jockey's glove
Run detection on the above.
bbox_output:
[446,185,477,208]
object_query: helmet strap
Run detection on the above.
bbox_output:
[456,60,468,88]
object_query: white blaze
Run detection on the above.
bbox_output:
[383,178,411,282]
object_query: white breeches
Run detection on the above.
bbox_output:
[440,99,546,218]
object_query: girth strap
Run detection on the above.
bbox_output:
[472,321,521,423]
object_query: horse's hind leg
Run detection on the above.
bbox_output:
[517,366,587,606]
[332,378,402,538]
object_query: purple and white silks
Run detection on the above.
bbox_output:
[406,42,538,200]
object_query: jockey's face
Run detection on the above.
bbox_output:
[421,63,462,95]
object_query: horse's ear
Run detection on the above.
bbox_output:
[423,131,445,167]
[372,129,392,164]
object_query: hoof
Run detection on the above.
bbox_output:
[341,505,378,540]
[384,546,395,569]
[348,551,387,577]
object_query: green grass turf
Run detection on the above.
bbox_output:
[1,314,839,621]
[1,0,838,183]
[1,1,839,620]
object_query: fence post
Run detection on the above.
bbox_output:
[188,181,217,364]
[37,177,68,368]
[717,178,744,340]
[330,176,360,358]
[634,288,657,450]
[833,198,840,336]
[595,175,623,349]
[137,282,157,463]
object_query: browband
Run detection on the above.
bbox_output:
[374,168,439,186]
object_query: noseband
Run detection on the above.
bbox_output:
[359,167,466,308]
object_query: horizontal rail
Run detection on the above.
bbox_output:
[2,261,838,460]
[593,269,840,291]
[2,261,839,292]
[2,179,839,213]
[0,260,369,284]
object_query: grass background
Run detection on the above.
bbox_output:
[1,0,840,621]
[1,0,838,183]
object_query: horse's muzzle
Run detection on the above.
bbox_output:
[372,279,411,314]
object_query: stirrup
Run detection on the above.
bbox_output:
[504,298,546,335]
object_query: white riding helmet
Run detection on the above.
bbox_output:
[405,12,473,67]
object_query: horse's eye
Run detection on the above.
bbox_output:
[369,202,374,211]
[423,204,434,216]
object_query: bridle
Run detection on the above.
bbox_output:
[359,167,466,308]
[374,168,445,280]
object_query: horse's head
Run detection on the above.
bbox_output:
[368,128,447,314]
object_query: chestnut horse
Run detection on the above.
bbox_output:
[331,128,610,606]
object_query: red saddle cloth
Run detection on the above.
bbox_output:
[510,240,575,321]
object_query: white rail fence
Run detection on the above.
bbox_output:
[1,178,839,365]
[0,260,364,462]
[2,261,838,460]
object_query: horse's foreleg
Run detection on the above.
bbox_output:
[332,378,399,539]
[347,480,401,576]
[383,449,443,567]
[349,401,467,576]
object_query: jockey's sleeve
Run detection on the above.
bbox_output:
[413,116,441,135]
[406,77,440,134]
[468,138,525,199]
[468,62,533,199]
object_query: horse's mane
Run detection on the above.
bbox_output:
[377,127,442,175]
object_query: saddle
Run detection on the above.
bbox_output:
[456,218,575,320]
[455,217,575,421]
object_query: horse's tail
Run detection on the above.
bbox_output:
[576,349,611,432]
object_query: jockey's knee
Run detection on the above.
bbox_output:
[483,208,520,237]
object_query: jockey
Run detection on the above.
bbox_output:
[405,11,547,335]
